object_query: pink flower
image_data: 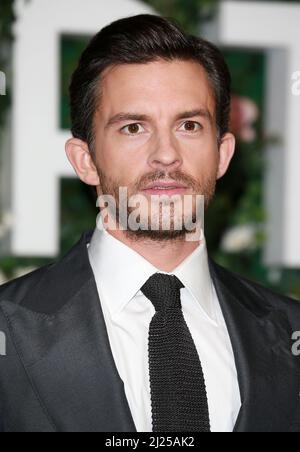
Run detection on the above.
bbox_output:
[230,95,259,143]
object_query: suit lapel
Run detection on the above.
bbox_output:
[2,232,137,432]
[3,229,299,432]
[209,259,300,432]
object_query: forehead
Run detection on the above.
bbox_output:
[98,59,215,118]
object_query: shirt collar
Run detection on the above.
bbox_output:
[88,226,215,321]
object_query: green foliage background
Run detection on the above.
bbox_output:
[1,0,300,298]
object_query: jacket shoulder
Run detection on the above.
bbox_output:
[210,259,300,317]
[0,231,94,315]
[0,265,53,307]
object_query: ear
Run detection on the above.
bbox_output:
[65,138,100,186]
[217,132,236,180]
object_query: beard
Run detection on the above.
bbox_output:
[96,166,218,243]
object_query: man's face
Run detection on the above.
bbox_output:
[67,59,235,241]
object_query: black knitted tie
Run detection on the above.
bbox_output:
[141,273,211,432]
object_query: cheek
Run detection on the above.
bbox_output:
[94,139,121,178]
[96,132,144,173]
[185,142,219,177]
[99,149,144,190]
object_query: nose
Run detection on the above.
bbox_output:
[148,132,183,172]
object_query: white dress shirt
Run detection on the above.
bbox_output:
[88,226,241,432]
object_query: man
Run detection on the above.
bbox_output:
[0,14,300,433]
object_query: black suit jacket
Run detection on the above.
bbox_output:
[0,230,300,432]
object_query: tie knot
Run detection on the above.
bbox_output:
[141,273,184,312]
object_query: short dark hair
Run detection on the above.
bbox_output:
[69,14,231,152]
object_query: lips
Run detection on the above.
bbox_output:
[142,181,189,196]
[143,181,188,190]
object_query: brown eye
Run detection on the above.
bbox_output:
[180,121,202,132]
[185,122,195,131]
[121,123,144,135]
[128,124,140,134]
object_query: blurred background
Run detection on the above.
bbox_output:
[1,0,300,299]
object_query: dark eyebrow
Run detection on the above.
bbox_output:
[175,109,213,124]
[104,108,213,129]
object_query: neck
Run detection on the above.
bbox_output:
[106,228,201,273]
